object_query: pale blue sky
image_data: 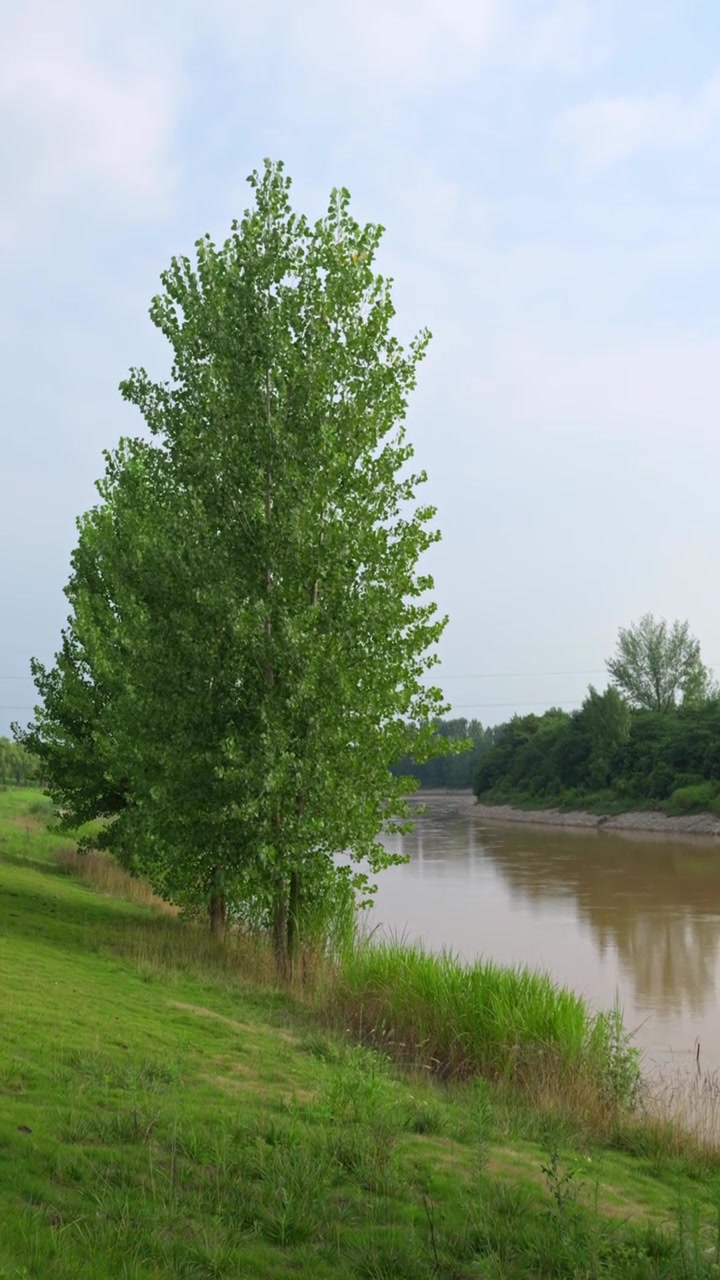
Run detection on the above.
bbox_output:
[3,0,720,734]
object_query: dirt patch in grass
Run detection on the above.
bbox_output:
[166,1001,299,1044]
[8,814,46,835]
[167,1000,256,1033]
[404,1134,474,1169]
[488,1146,670,1226]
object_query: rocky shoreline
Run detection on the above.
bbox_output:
[407,791,720,837]
[472,801,720,838]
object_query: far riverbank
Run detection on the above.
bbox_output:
[408,790,720,838]
[475,800,720,838]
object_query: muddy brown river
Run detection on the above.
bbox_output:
[369,794,720,1074]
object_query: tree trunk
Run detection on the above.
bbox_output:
[209,892,226,938]
[209,866,226,938]
[287,871,301,977]
[272,873,301,982]
[273,878,289,979]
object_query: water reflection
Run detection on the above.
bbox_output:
[482,826,720,1016]
[372,797,720,1065]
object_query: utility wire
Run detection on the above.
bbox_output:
[443,700,583,709]
[0,669,605,679]
[3,664,719,682]
[3,700,581,711]
[424,670,609,679]
[3,659,719,716]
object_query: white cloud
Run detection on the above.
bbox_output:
[0,0,610,253]
[252,0,499,99]
[488,331,720,442]
[505,0,598,75]
[207,0,601,102]
[0,1,184,244]
[559,71,720,171]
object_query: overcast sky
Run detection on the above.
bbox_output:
[2,0,720,736]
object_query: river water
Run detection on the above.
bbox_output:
[369,794,720,1075]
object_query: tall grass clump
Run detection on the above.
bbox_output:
[625,1062,720,1159]
[55,846,177,912]
[109,913,280,989]
[332,939,639,1106]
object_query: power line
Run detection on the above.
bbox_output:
[429,670,608,679]
[0,670,607,679]
[0,700,584,714]
[445,701,583,709]
[3,665,719,682]
[5,662,720,687]
[431,665,720,680]
[1,671,592,680]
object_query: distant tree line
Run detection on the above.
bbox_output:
[474,616,720,814]
[392,718,496,789]
[0,737,40,787]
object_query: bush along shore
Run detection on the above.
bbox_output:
[473,690,720,830]
[6,786,720,1278]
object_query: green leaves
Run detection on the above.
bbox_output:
[606,614,715,713]
[20,161,449,958]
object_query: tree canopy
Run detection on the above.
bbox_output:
[0,738,39,787]
[391,718,495,789]
[606,614,716,713]
[16,161,449,968]
[474,693,720,815]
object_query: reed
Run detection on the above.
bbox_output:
[329,937,638,1104]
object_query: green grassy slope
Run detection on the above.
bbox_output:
[2,788,720,1278]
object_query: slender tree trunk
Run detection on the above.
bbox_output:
[273,878,289,979]
[273,872,301,981]
[264,369,274,680]
[264,362,288,976]
[264,463,274,686]
[287,870,301,976]
[209,867,226,938]
[210,894,226,938]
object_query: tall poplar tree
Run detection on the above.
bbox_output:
[18,162,448,969]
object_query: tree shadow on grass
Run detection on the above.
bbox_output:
[0,857,167,957]
[0,855,300,1032]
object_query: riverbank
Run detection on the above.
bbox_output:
[410,789,720,835]
[5,789,720,1276]
[4,783,717,1274]
[473,801,720,837]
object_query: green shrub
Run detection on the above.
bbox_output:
[647,763,675,800]
[673,772,706,789]
[670,782,720,810]
[475,701,720,813]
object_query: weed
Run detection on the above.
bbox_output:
[541,1150,584,1217]
[404,1097,446,1136]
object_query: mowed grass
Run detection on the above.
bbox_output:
[3,789,720,1277]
